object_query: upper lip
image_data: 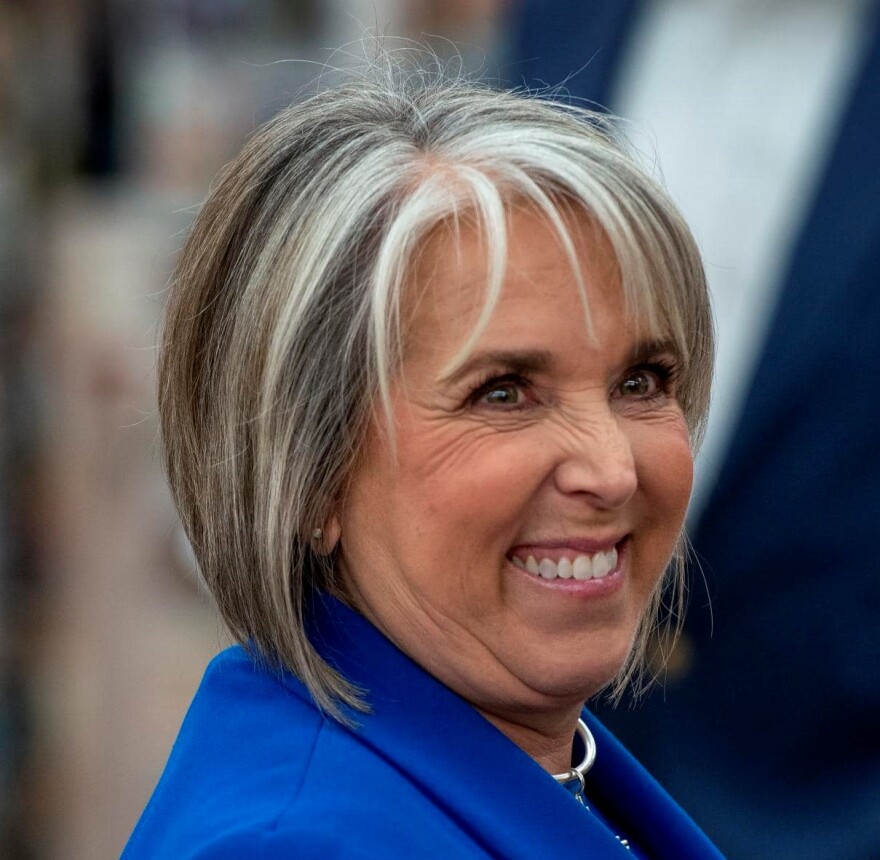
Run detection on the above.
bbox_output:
[509,535,628,555]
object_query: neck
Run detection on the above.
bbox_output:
[476,704,585,775]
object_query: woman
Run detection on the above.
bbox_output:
[123,67,721,859]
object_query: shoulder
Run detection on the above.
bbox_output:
[158,645,326,789]
[123,647,329,857]
[124,648,482,859]
[171,808,488,860]
[175,826,388,860]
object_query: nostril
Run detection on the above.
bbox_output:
[552,441,637,508]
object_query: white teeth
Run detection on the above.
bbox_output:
[573,555,593,580]
[556,557,573,579]
[538,559,557,579]
[511,546,619,581]
[592,548,618,578]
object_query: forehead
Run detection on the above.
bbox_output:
[402,207,662,371]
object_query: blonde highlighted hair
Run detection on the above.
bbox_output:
[160,62,713,719]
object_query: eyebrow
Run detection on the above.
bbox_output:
[440,339,680,387]
[440,349,553,386]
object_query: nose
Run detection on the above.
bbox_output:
[553,412,638,509]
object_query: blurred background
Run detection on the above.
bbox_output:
[4,1,879,859]
[0,2,507,858]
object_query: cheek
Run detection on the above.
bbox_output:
[400,425,543,523]
[345,431,528,580]
[634,419,694,528]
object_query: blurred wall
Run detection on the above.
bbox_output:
[0,2,507,858]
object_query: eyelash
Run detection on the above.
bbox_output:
[614,359,679,401]
[468,358,680,409]
[469,372,535,409]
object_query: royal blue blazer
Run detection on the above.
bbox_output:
[122,597,723,859]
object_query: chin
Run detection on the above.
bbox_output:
[511,644,633,704]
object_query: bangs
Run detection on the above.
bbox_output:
[369,138,708,440]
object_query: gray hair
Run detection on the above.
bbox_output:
[159,65,713,719]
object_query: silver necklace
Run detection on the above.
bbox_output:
[552,718,597,790]
[553,719,631,852]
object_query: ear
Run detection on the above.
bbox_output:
[313,516,341,555]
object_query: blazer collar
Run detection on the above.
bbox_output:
[302,594,724,859]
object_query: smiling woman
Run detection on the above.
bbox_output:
[123,61,720,859]
[338,211,695,770]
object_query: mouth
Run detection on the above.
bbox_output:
[506,536,628,583]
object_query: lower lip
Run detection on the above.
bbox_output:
[505,540,628,598]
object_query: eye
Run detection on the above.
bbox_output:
[614,361,677,401]
[483,383,522,405]
[618,370,660,398]
[470,374,531,409]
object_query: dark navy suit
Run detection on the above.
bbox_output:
[509,2,880,858]
[122,597,723,859]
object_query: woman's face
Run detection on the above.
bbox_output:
[335,208,693,727]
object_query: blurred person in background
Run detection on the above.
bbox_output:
[122,66,723,858]
[508,1,880,858]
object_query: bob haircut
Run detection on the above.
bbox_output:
[159,63,713,720]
